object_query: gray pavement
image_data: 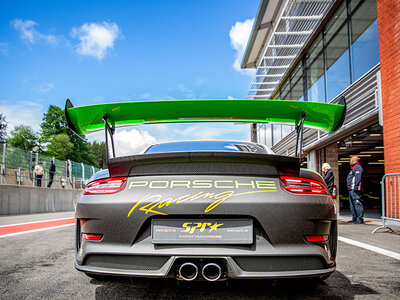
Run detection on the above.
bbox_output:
[0,213,400,299]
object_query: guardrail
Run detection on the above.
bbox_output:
[373,173,400,233]
[0,142,101,189]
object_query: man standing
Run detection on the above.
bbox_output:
[346,156,364,224]
[47,160,56,188]
[322,163,334,195]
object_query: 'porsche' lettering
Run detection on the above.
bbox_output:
[128,180,276,190]
[256,181,276,189]
[235,181,255,188]
[170,181,191,188]
[149,181,169,188]
[214,180,234,188]
[192,180,213,188]
[128,181,148,188]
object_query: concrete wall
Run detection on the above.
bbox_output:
[0,185,82,215]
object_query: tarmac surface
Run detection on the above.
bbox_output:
[1,211,400,299]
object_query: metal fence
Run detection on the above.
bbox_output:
[373,173,400,233]
[0,142,101,189]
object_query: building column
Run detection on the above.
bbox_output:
[320,144,339,211]
[377,0,400,218]
[307,150,317,171]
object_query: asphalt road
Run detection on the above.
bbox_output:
[1,213,400,299]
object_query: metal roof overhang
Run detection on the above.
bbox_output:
[241,0,283,69]
[242,0,335,100]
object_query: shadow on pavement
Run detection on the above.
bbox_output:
[92,271,378,299]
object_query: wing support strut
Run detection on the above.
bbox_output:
[102,113,116,162]
[294,111,306,162]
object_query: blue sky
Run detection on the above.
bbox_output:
[0,0,259,154]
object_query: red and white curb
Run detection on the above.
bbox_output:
[0,217,75,238]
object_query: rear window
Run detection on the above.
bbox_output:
[145,141,271,154]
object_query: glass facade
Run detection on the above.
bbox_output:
[258,0,379,147]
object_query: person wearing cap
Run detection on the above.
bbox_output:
[346,156,364,224]
[34,162,44,187]
[322,163,334,195]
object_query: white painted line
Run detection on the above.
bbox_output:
[339,236,400,260]
[0,217,75,228]
[0,223,74,239]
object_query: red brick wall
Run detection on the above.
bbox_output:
[377,0,400,218]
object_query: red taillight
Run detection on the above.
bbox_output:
[305,235,329,242]
[82,233,103,241]
[281,176,329,195]
[84,177,127,195]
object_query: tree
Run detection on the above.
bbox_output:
[0,113,7,142]
[40,105,96,165]
[47,134,74,161]
[40,105,69,138]
[90,141,107,168]
[7,125,38,151]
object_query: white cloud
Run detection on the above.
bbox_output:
[71,22,120,60]
[227,96,236,100]
[10,19,59,46]
[176,84,195,99]
[33,81,55,93]
[113,129,157,156]
[0,43,8,55]
[195,77,208,86]
[0,100,44,134]
[148,123,250,143]
[229,18,256,76]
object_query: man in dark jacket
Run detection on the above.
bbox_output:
[47,160,56,188]
[346,156,364,224]
[322,163,334,195]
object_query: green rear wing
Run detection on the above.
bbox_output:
[65,98,346,136]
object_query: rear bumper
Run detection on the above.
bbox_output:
[75,255,335,279]
[76,234,336,280]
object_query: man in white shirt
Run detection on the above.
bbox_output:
[34,162,44,187]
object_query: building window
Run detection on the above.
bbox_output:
[281,80,291,100]
[306,37,326,102]
[351,1,379,81]
[272,125,282,146]
[325,25,351,100]
[307,54,326,102]
[267,0,379,148]
[324,2,347,44]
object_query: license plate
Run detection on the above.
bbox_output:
[151,219,253,244]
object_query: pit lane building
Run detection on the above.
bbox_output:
[242,0,399,213]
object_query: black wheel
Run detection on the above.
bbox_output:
[329,220,338,259]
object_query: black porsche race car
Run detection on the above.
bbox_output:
[66,98,345,281]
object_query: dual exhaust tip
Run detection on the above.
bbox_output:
[178,262,222,281]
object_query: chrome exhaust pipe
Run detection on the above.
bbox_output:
[202,263,222,281]
[178,262,198,281]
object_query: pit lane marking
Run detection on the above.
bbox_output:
[0,217,75,228]
[0,218,75,238]
[338,236,400,260]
